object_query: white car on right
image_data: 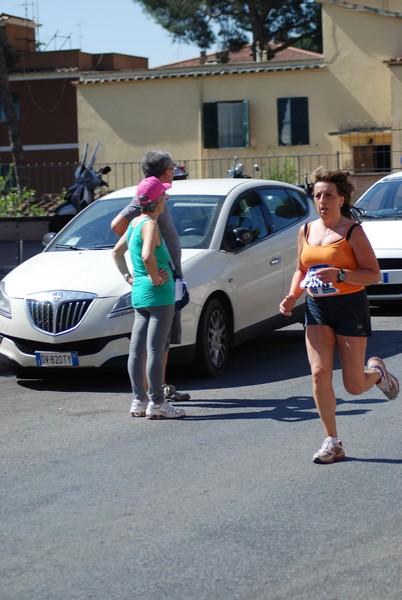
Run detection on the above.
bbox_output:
[355,171,402,303]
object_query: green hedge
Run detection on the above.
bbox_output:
[0,169,57,217]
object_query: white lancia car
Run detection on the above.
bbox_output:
[0,178,316,377]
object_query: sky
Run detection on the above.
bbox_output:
[0,0,207,67]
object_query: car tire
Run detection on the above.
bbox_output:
[194,298,230,377]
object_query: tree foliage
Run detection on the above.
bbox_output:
[133,0,322,61]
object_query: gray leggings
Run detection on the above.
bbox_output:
[128,304,174,405]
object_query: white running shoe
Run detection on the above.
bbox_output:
[313,437,346,464]
[130,399,148,417]
[367,356,399,400]
[146,400,186,419]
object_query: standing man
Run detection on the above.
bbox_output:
[111,150,190,403]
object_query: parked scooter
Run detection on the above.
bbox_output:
[297,173,314,197]
[173,163,189,180]
[227,156,260,178]
[49,143,111,233]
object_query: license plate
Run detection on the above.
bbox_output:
[380,272,389,283]
[35,351,79,367]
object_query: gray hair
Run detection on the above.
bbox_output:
[140,200,158,214]
[140,150,173,178]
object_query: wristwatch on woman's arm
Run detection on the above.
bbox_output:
[337,268,346,282]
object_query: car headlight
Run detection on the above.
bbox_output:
[108,292,134,318]
[0,281,11,318]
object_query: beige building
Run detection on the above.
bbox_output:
[76,0,402,189]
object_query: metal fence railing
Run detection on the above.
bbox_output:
[3,147,402,200]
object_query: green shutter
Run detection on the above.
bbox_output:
[291,97,309,145]
[277,97,309,145]
[203,103,218,148]
[242,100,249,148]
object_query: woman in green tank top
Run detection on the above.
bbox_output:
[112,176,186,420]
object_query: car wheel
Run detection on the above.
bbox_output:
[194,298,230,377]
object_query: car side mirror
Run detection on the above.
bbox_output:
[232,227,253,246]
[42,232,56,246]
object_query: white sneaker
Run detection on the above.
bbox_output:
[146,400,186,419]
[130,399,148,417]
[367,356,399,400]
[312,437,346,464]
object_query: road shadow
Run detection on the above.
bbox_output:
[343,457,402,464]
[13,327,307,393]
[173,394,384,423]
[16,369,132,393]
[13,324,402,394]
[168,325,402,393]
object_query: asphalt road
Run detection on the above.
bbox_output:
[1,311,402,600]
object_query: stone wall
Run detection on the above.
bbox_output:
[0,217,50,242]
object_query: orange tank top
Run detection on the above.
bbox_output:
[300,222,364,297]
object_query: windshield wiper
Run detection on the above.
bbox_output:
[361,213,402,220]
[54,244,87,250]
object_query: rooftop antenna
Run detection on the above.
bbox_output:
[12,0,36,50]
[33,0,43,50]
[43,31,72,51]
[74,22,83,49]
[14,0,34,20]
[58,32,72,50]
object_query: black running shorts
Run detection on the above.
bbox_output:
[305,289,372,337]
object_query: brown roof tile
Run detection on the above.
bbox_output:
[158,43,322,68]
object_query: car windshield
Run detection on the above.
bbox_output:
[45,197,130,251]
[44,193,225,251]
[356,179,402,219]
[167,194,225,249]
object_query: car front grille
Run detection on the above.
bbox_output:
[25,291,97,335]
[27,299,93,334]
[11,333,130,357]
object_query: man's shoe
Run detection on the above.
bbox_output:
[164,384,191,402]
[313,437,346,464]
[367,357,399,400]
[146,400,186,419]
[130,399,148,417]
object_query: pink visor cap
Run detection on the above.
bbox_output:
[137,176,171,204]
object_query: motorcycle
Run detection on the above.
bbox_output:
[49,142,111,233]
[297,173,314,197]
[173,163,188,180]
[227,156,260,178]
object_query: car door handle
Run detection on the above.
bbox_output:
[269,257,282,265]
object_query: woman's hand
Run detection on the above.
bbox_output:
[279,294,296,317]
[157,268,170,284]
[149,268,171,286]
[313,266,339,284]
